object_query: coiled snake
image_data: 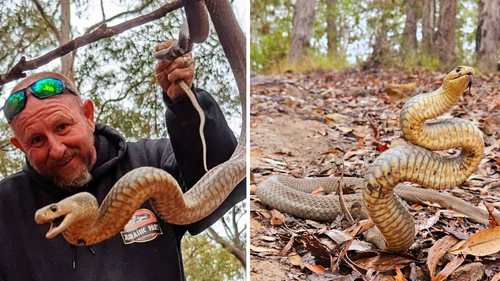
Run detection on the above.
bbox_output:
[34,0,246,246]
[256,66,490,252]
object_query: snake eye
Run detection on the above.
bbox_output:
[50,205,58,212]
[456,67,460,73]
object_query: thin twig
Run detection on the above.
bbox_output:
[336,157,354,224]
[31,0,61,41]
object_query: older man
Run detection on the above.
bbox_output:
[0,40,245,280]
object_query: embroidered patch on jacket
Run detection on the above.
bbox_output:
[120,209,163,244]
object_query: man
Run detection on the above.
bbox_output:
[0,40,245,280]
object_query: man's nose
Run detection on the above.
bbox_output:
[47,136,66,159]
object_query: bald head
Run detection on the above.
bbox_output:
[10,72,80,96]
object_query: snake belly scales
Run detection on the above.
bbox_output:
[255,66,493,252]
[34,0,247,246]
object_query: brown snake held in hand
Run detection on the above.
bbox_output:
[34,0,247,246]
[256,66,492,252]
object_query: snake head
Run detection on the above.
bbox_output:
[34,192,97,239]
[35,202,76,239]
[443,66,475,93]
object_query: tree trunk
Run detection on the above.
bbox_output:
[476,0,500,72]
[288,0,317,63]
[60,0,74,81]
[421,0,435,53]
[403,0,418,52]
[364,19,388,70]
[326,0,338,56]
[434,0,458,68]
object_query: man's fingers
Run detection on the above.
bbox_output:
[167,67,194,84]
[166,55,194,74]
[155,60,171,73]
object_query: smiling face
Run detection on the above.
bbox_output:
[9,73,97,191]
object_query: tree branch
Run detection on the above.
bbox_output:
[31,0,62,41]
[207,227,246,268]
[0,0,184,85]
[85,0,156,35]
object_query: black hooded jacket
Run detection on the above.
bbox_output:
[0,88,245,281]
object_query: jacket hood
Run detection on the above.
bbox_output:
[22,123,127,199]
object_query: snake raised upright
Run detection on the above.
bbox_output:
[34,0,246,246]
[256,66,488,252]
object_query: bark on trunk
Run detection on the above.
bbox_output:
[421,0,435,53]
[403,0,418,52]
[434,0,458,68]
[326,0,338,56]
[364,19,388,70]
[288,0,317,63]
[60,0,74,81]
[476,0,500,72]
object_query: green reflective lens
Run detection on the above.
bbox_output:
[31,78,64,98]
[3,77,77,123]
[4,91,27,122]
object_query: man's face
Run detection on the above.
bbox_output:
[9,81,96,191]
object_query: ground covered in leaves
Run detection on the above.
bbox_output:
[249,69,500,281]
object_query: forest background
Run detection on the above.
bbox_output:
[251,0,499,75]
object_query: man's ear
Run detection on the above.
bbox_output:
[10,137,25,153]
[82,99,95,132]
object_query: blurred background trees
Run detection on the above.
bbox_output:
[251,0,500,74]
[0,1,245,280]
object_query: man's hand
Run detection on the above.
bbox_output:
[155,39,195,101]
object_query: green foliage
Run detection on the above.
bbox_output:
[403,51,441,72]
[250,0,293,74]
[182,232,244,281]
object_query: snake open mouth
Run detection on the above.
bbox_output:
[46,215,66,238]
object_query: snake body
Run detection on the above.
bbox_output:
[256,66,487,252]
[34,0,247,246]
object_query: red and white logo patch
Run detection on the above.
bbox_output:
[120,209,163,244]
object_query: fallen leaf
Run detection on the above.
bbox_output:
[427,235,459,279]
[447,226,500,256]
[303,263,326,274]
[289,253,304,266]
[250,245,279,254]
[311,186,325,195]
[351,252,419,272]
[394,267,404,281]
[487,205,500,227]
[377,142,389,151]
[433,243,468,281]
[320,150,343,155]
[324,229,352,244]
[274,151,294,156]
[418,210,441,230]
[270,210,286,226]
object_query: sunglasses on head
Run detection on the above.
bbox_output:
[3,78,78,123]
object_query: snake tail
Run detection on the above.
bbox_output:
[362,66,484,252]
